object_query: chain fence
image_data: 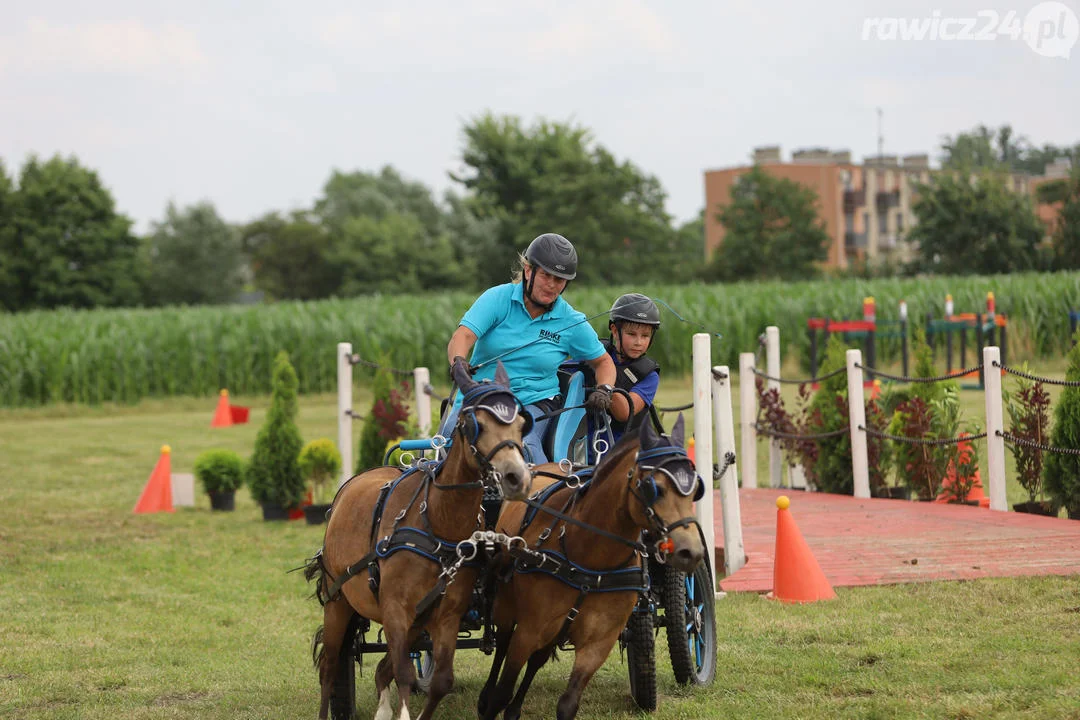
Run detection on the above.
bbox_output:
[995,361,1080,387]
[862,426,988,446]
[348,353,415,377]
[856,363,984,384]
[754,422,849,441]
[751,365,846,385]
[998,430,1080,456]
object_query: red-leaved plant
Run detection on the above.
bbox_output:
[372,382,411,442]
[1005,375,1051,505]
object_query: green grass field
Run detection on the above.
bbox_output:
[2,374,1079,719]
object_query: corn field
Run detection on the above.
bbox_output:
[2,272,1080,407]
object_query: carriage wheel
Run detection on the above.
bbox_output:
[662,567,693,685]
[663,564,716,686]
[624,608,657,711]
[329,616,359,720]
[411,650,435,694]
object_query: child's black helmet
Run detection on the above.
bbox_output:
[610,293,660,326]
[525,233,577,280]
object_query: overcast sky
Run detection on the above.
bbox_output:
[2,0,1077,233]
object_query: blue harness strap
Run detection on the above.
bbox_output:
[518,467,595,532]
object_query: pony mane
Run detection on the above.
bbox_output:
[593,431,642,477]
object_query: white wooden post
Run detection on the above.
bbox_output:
[766,326,783,488]
[983,346,1008,511]
[692,334,716,590]
[739,352,758,489]
[712,365,745,575]
[414,367,432,436]
[337,342,353,486]
[846,349,871,498]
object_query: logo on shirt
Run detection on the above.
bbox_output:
[539,329,562,343]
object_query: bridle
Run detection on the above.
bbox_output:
[521,440,705,557]
[627,444,705,540]
[443,383,531,491]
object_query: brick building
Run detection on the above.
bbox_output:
[703,146,1067,269]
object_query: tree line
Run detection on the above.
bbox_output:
[0,113,702,312]
[1,118,1078,313]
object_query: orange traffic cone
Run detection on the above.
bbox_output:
[770,496,835,603]
[134,445,175,514]
[935,435,988,507]
[211,389,233,427]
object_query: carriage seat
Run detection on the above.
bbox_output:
[540,365,589,465]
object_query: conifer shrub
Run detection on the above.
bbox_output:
[247,351,305,508]
[1044,334,1080,518]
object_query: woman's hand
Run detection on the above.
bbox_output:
[585,384,613,413]
[450,355,474,388]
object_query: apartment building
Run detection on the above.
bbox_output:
[702,146,1052,269]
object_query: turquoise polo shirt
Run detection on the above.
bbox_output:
[458,282,605,406]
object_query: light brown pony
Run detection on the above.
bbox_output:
[479,415,705,720]
[305,365,532,720]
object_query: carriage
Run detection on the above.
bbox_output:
[316,364,717,719]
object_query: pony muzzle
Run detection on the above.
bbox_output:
[491,456,531,501]
[665,525,705,572]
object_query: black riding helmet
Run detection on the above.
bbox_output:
[610,293,660,326]
[523,233,577,311]
[525,233,577,280]
[609,293,660,357]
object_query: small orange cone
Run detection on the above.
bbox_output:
[211,389,233,427]
[134,445,175,514]
[770,496,835,603]
[935,435,987,506]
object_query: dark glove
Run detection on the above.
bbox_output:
[449,355,474,388]
[585,384,613,414]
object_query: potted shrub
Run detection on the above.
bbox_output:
[247,351,306,520]
[889,386,967,502]
[887,326,962,501]
[193,449,245,511]
[1004,369,1054,515]
[299,438,342,525]
[1044,336,1080,519]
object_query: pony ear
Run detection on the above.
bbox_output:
[494,360,510,388]
[670,413,686,449]
[639,413,660,448]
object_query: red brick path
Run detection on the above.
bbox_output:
[713,488,1080,593]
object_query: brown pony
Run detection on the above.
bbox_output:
[478,415,705,720]
[305,364,532,720]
